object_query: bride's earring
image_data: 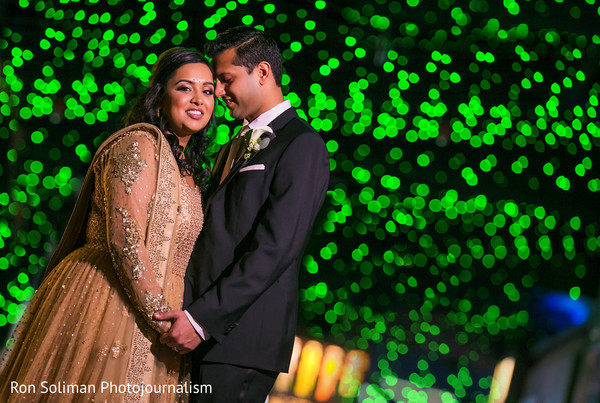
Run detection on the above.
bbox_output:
[156,109,161,118]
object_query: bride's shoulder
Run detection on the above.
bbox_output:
[102,123,161,153]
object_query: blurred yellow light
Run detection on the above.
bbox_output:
[488,356,516,403]
[314,345,345,401]
[293,340,323,398]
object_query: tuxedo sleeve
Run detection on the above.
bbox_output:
[186,131,329,342]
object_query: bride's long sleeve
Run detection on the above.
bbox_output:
[103,131,172,334]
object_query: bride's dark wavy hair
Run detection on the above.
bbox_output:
[123,47,214,190]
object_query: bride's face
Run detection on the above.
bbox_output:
[160,63,215,140]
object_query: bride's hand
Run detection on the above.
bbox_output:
[155,317,172,334]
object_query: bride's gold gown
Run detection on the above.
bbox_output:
[0,126,203,402]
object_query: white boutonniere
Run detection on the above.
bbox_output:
[243,126,274,159]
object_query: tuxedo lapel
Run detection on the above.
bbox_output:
[212,140,232,180]
[205,141,232,200]
[209,144,251,200]
[216,144,230,172]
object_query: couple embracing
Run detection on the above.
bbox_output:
[0,26,329,402]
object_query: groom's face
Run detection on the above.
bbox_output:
[213,48,263,122]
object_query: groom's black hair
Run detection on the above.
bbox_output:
[205,25,283,87]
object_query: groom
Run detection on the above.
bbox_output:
[155,26,330,401]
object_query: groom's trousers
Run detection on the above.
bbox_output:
[190,362,278,402]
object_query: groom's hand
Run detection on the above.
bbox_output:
[154,310,202,354]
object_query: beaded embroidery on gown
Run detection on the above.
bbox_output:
[0,126,204,402]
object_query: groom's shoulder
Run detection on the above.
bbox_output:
[278,110,321,140]
[280,119,327,159]
[270,108,326,156]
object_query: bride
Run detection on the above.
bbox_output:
[0,47,215,402]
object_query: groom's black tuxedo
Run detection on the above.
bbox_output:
[183,107,329,373]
